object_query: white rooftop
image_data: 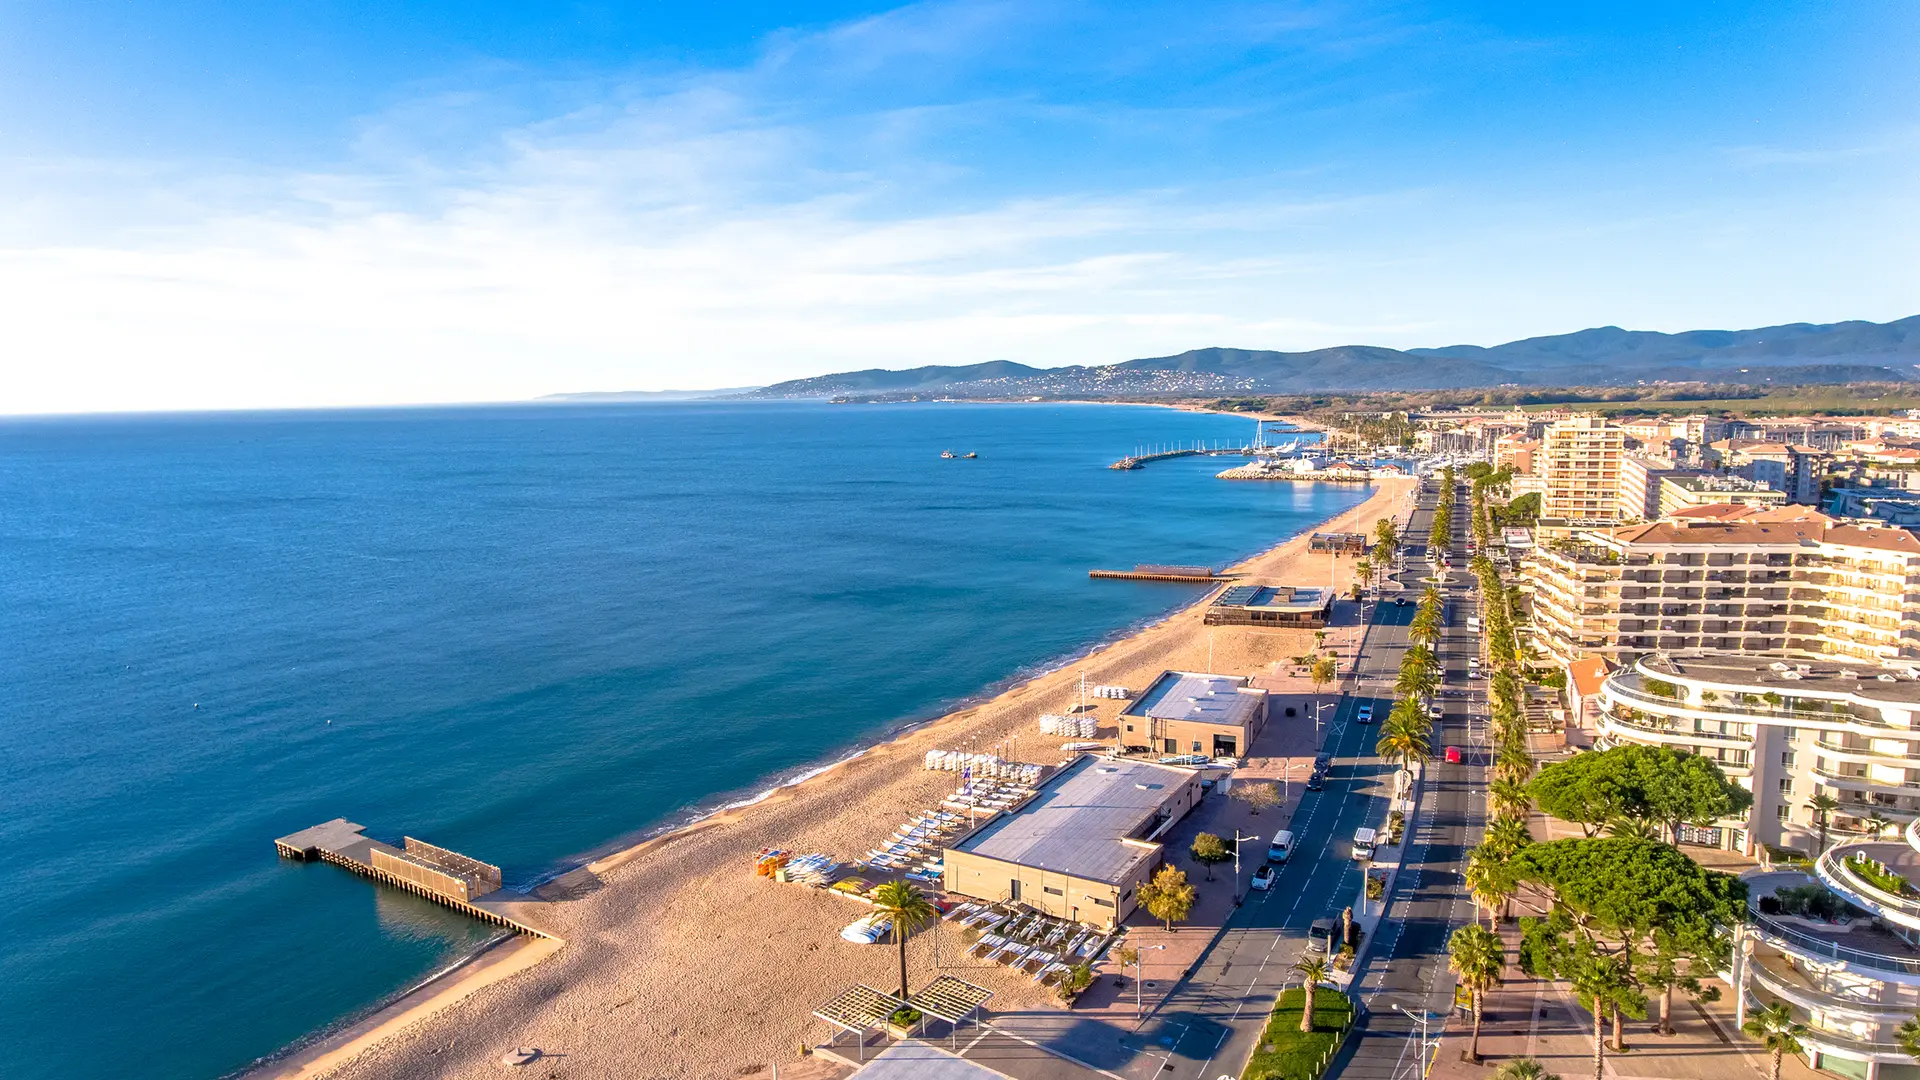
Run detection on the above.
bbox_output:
[1122,671,1264,728]
[951,756,1190,884]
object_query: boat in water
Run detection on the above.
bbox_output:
[941,450,956,459]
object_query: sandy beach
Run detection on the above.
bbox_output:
[263,473,1415,1080]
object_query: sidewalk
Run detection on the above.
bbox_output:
[1072,690,1337,1026]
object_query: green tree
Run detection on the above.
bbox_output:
[1489,778,1533,821]
[868,879,938,1000]
[1449,924,1505,1064]
[1639,927,1724,1036]
[1466,845,1520,925]
[1292,954,1330,1034]
[1374,516,1399,553]
[1310,654,1339,702]
[1527,745,1749,840]
[1139,866,1196,932]
[1189,832,1231,881]
[1484,816,1534,858]
[1806,793,1840,855]
[1742,1002,1807,1080]
[1898,1015,1920,1061]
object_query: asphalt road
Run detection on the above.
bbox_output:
[1331,478,1489,1080]
[951,478,1489,1080]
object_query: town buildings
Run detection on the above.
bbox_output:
[942,755,1202,929]
[1523,513,1920,668]
[1538,415,1626,533]
[1118,671,1268,759]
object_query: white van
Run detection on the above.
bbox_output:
[1267,829,1295,863]
[1352,827,1378,861]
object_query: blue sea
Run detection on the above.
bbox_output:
[0,401,1365,1080]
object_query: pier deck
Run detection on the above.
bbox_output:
[275,818,550,937]
[1088,564,1220,583]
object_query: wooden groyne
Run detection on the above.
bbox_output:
[275,819,551,937]
[1089,564,1219,583]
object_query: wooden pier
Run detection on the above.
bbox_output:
[1089,564,1219,583]
[275,819,551,937]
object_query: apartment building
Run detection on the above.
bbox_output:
[1539,415,1626,532]
[1524,512,1920,668]
[1708,441,1827,504]
[1597,655,1920,1080]
[1657,473,1789,516]
[1618,454,1680,522]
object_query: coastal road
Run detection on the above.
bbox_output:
[950,477,1487,1080]
[1331,476,1488,1080]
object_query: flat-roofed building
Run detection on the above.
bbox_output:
[1618,454,1681,522]
[1523,512,1920,667]
[1657,473,1789,516]
[1119,671,1269,758]
[942,756,1202,928]
[1203,585,1333,629]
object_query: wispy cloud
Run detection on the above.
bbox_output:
[1,1,1916,414]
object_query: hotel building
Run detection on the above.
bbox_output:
[1524,514,1920,668]
[1593,654,1920,1080]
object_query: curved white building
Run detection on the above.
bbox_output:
[1596,655,1920,856]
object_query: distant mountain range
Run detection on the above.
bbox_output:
[738,315,1920,399]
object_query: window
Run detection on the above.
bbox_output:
[1781,751,1796,768]
[1776,804,1792,822]
[1043,886,1064,897]
[1125,723,1134,732]
[1777,779,1794,796]
[1192,740,1203,752]
[1090,896,1114,908]
[1783,727,1798,743]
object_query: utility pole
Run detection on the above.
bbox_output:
[1231,830,1261,904]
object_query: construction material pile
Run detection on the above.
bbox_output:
[1037,713,1098,738]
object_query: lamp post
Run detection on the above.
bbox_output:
[1313,700,1337,739]
[1133,944,1166,1020]
[1231,830,1261,904]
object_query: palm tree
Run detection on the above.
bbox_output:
[1293,955,1330,1034]
[868,879,938,1000]
[1493,746,1535,785]
[1449,924,1505,1063]
[1742,1001,1807,1080]
[1493,1058,1560,1080]
[1488,778,1531,821]
[1805,793,1840,855]
[1465,845,1518,925]
[1378,710,1433,772]
[1484,816,1533,857]
[1605,817,1660,841]
[1865,812,1895,840]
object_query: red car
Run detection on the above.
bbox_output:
[1445,746,1463,764]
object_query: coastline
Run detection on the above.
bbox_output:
[260,472,1415,1080]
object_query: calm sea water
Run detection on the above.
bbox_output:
[0,402,1364,1080]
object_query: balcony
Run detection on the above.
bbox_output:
[1816,841,1920,933]
[1746,873,1920,978]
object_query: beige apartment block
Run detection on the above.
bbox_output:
[1617,453,1679,522]
[1523,511,1920,667]
[1539,415,1625,531]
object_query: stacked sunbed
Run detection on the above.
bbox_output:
[949,903,1118,984]
[922,751,1043,785]
[856,809,965,883]
[1037,713,1098,738]
[1090,685,1131,699]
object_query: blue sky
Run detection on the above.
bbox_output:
[1,1,1915,412]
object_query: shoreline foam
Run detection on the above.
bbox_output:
[255,468,1412,1080]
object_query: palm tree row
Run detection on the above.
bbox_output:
[1376,584,1446,775]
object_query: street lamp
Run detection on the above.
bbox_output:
[1231,829,1262,904]
[1132,944,1166,1020]
[1313,700,1337,738]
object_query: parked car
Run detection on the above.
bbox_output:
[1267,829,1295,863]
[1250,864,1278,891]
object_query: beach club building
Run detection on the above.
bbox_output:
[1118,671,1269,759]
[1203,584,1334,629]
[942,756,1202,929]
